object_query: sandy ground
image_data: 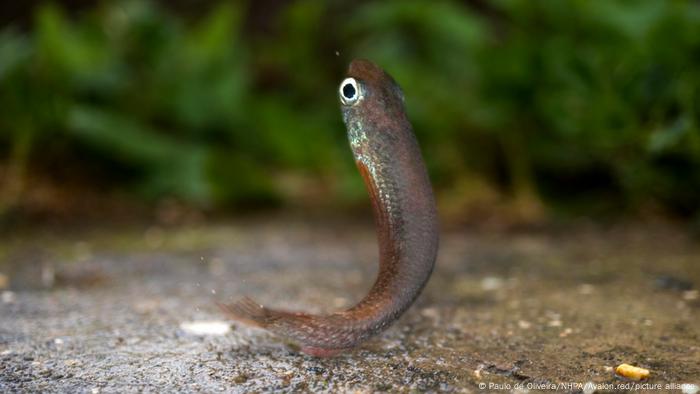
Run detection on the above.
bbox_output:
[0,219,698,393]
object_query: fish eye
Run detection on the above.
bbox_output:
[339,77,362,105]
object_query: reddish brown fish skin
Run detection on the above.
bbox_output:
[221,59,439,356]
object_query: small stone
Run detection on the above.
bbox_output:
[474,365,484,379]
[64,359,81,367]
[54,338,64,346]
[615,363,649,381]
[683,290,698,301]
[559,328,573,337]
[2,291,16,304]
[420,307,439,320]
[481,277,503,291]
[180,321,231,336]
[548,320,562,327]
[518,320,531,329]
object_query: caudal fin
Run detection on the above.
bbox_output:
[219,296,315,331]
[218,296,274,328]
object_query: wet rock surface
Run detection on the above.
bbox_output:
[1,220,699,392]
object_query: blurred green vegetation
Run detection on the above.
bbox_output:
[1,0,700,220]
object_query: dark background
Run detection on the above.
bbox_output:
[2,0,700,227]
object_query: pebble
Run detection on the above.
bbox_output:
[64,359,81,367]
[683,290,698,301]
[180,321,231,336]
[559,328,573,337]
[420,307,439,320]
[615,363,649,380]
[481,277,503,291]
[548,320,562,327]
[2,291,16,304]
